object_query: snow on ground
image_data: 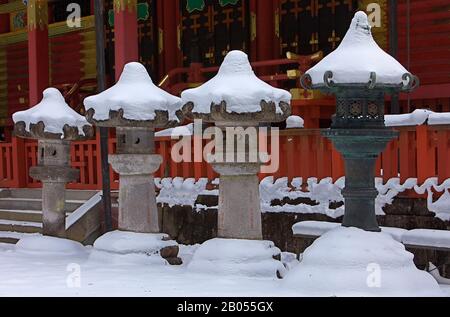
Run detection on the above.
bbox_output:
[93,231,177,255]
[84,62,181,122]
[0,238,447,297]
[181,50,291,114]
[187,238,286,278]
[12,88,90,138]
[0,242,295,297]
[283,227,443,297]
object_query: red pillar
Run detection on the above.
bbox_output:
[256,0,276,61]
[158,0,182,77]
[0,0,9,34]
[27,0,49,106]
[114,0,138,80]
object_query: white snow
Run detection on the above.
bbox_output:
[384,109,450,127]
[292,221,340,237]
[428,112,450,125]
[385,109,433,127]
[286,116,304,129]
[187,238,286,278]
[156,177,209,208]
[93,230,177,255]
[181,51,291,114]
[12,88,90,138]
[152,176,450,221]
[0,235,448,296]
[306,12,410,86]
[292,221,408,243]
[84,62,182,122]
[15,235,85,255]
[403,229,450,250]
[66,191,102,230]
[155,123,194,137]
[284,227,443,297]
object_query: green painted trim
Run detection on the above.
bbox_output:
[0,1,25,14]
[0,15,95,46]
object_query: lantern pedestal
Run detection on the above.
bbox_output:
[29,140,79,238]
[109,154,162,233]
[94,127,181,265]
[323,129,398,232]
[213,162,262,240]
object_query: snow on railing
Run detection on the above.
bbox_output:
[1,116,450,191]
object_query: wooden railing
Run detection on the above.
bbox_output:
[0,124,449,190]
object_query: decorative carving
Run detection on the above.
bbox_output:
[85,108,183,129]
[14,121,94,141]
[181,100,291,124]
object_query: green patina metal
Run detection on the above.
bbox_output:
[108,2,149,27]
[301,71,419,232]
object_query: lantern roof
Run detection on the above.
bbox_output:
[305,11,417,90]
[84,62,182,127]
[13,88,92,140]
[181,50,291,117]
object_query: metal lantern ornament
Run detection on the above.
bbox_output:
[301,11,419,232]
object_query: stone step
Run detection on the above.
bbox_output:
[0,237,19,244]
[4,189,98,202]
[0,209,72,223]
[0,219,42,234]
[0,197,85,212]
[6,188,42,199]
[0,231,36,244]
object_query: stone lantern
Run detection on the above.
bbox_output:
[283,11,442,296]
[13,88,94,238]
[181,51,290,277]
[301,11,419,232]
[84,62,182,264]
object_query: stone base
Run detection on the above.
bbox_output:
[283,227,443,297]
[187,238,286,279]
[93,230,182,265]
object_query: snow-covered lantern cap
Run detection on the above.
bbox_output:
[181,50,291,124]
[13,88,93,141]
[301,12,419,129]
[84,62,183,129]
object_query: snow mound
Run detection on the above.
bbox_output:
[15,235,86,255]
[155,123,194,137]
[403,229,450,250]
[12,88,90,138]
[93,230,177,255]
[284,227,442,297]
[385,109,433,127]
[429,112,450,125]
[84,62,182,122]
[181,51,291,114]
[286,115,304,129]
[187,238,286,278]
[306,12,409,85]
[156,177,208,208]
